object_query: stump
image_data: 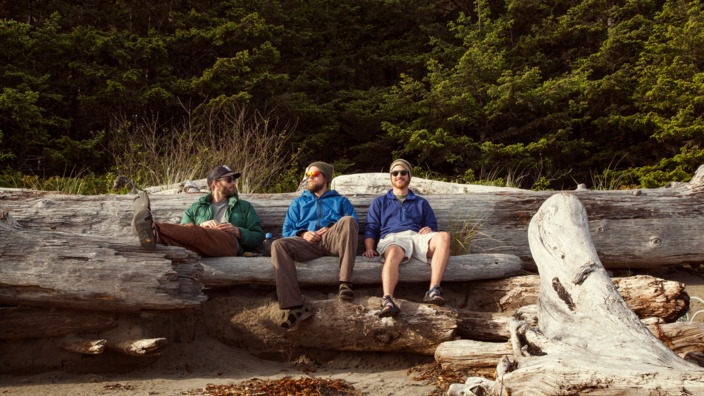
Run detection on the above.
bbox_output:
[454,193,704,396]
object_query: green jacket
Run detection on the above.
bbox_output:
[181,192,265,255]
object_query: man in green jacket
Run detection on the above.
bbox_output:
[131,165,265,257]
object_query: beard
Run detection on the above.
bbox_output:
[391,177,410,190]
[307,178,326,194]
[214,181,236,197]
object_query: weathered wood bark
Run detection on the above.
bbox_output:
[434,339,511,375]
[0,307,118,339]
[106,338,168,356]
[456,274,688,341]
[471,193,704,396]
[201,295,458,355]
[0,225,206,311]
[458,287,688,342]
[59,336,106,354]
[200,254,522,287]
[4,165,704,269]
[647,322,704,366]
[444,318,704,375]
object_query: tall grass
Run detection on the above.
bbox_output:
[447,202,494,255]
[109,104,301,193]
[0,167,114,195]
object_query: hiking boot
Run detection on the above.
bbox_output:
[132,191,156,250]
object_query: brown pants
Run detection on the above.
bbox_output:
[155,222,239,257]
[271,216,358,309]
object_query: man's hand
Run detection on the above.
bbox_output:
[316,227,329,237]
[200,220,219,229]
[301,230,321,242]
[419,226,433,235]
[362,249,378,258]
[217,223,241,238]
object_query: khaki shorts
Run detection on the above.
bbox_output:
[377,230,436,264]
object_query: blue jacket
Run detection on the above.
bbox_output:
[282,189,359,237]
[364,189,438,241]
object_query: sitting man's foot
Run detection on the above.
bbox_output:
[280,305,312,331]
[423,284,446,306]
[131,191,156,250]
[338,282,354,301]
[379,295,400,318]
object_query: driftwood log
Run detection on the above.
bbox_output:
[3,164,704,269]
[456,274,688,341]
[1,166,703,374]
[200,254,522,288]
[452,193,704,395]
[438,321,704,375]
[201,295,458,356]
[0,223,205,312]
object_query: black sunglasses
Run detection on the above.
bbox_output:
[390,170,409,177]
[219,176,236,183]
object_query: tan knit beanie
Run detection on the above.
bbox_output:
[389,159,412,179]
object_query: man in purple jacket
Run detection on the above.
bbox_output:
[363,159,451,318]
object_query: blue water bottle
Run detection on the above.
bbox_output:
[261,233,274,256]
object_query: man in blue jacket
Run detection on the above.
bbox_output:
[131,165,265,257]
[363,159,451,318]
[271,161,359,330]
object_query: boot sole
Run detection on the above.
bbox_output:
[133,208,156,250]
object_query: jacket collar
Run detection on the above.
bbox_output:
[301,189,340,200]
[384,189,417,200]
[200,192,240,206]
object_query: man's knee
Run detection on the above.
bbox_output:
[433,231,451,248]
[337,215,358,232]
[271,239,287,259]
[384,245,405,263]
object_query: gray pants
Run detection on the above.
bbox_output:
[271,216,358,309]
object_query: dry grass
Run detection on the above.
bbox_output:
[109,103,300,193]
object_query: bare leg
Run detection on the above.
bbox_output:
[382,245,406,298]
[426,231,451,289]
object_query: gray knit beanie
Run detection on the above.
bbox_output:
[307,161,333,182]
[390,159,413,179]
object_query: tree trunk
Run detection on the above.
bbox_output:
[461,193,704,396]
[201,295,458,356]
[200,254,523,288]
[0,225,205,312]
[3,164,704,269]
[456,274,688,341]
[0,307,118,339]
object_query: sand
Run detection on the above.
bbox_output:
[0,333,444,395]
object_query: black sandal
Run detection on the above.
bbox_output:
[379,295,400,318]
[423,284,446,306]
[280,306,313,331]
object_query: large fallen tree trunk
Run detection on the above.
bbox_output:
[455,193,704,396]
[0,221,205,312]
[200,295,458,356]
[3,164,704,269]
[200,254,522,287]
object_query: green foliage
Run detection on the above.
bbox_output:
[2,0,704,190]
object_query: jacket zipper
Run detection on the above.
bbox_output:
[317,196,322,229]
